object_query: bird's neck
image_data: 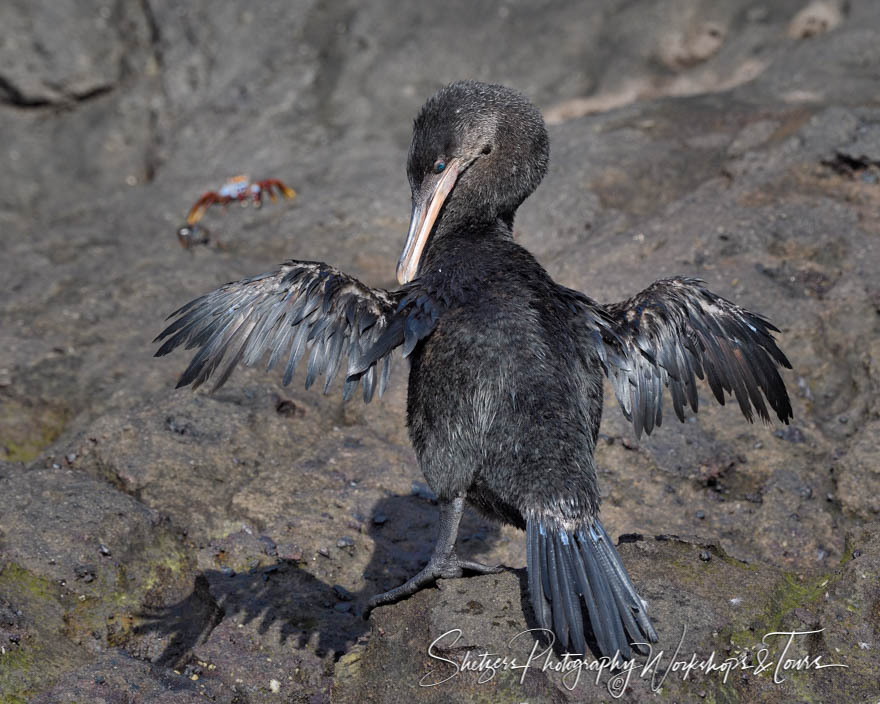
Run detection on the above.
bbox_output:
[424,214,513,265]
[437,204,516,236]
[417,219,518,298]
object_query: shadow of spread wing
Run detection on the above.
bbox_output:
[600,277,792,438]
[154,260,430,402]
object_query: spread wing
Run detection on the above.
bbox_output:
[599,277,792,438]
[154,261,438,402]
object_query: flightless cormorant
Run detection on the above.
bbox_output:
[155,81,792,658]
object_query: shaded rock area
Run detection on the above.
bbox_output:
[1,0,879,701]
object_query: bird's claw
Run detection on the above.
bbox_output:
[363,554,503,619]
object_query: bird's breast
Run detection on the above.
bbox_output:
[404,294,578,445]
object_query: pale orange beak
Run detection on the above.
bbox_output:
[396,159,466,285]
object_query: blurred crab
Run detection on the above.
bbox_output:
[185,175,296,225]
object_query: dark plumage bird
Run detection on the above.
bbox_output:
[154,81,792,658]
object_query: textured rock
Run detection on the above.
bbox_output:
[0,464,196,699]
[0,1,129,106]
[333,528,880,703]
[835,420,880,519]
[1,0,879,702]
[29,649,231,703]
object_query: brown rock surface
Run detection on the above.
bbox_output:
[1,1,879,701]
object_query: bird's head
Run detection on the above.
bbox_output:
[397,81,549,284]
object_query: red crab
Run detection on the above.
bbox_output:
[185,175,296,226]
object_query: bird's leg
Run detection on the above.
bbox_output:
[364,496,502,617]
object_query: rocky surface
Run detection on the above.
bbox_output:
[1,0,879,701]
[334,525,880,703]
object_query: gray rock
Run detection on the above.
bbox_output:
[835,421,880,518]
[29,649,228,704]
[1,1,879,701]
[334,529,880,703]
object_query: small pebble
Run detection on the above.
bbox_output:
[372,512,388,525]
[695,510,706,520]
[775,426,805,443]
[259,535,278,556]
[99,544,111,556]
[838,415,848,424]
[74,565,96,582]
[221,567,236,577]
[699,551,711,562]
[333,584,354,601]
[275,399,298,416]
[620,436,638,450]
[336,537,354,549]
[278,544,303,562]
[753,441,763,450]
[796,376,813,401]
[318,547,330,558]
[334,602,353,613]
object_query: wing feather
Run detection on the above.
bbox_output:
[154,260,437,399]
[597,277,792,438]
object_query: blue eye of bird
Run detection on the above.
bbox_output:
[433,160,445,174]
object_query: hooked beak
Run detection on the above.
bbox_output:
[397,158,467,285]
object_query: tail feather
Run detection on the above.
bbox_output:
[556,534,586,655]
[526,517,658,658]
[545,533,569,648]
[576,527,627,655]
[527,524,552,628]
[588,528,648,648]
[565,537,605,654]
[594,521,658,641]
